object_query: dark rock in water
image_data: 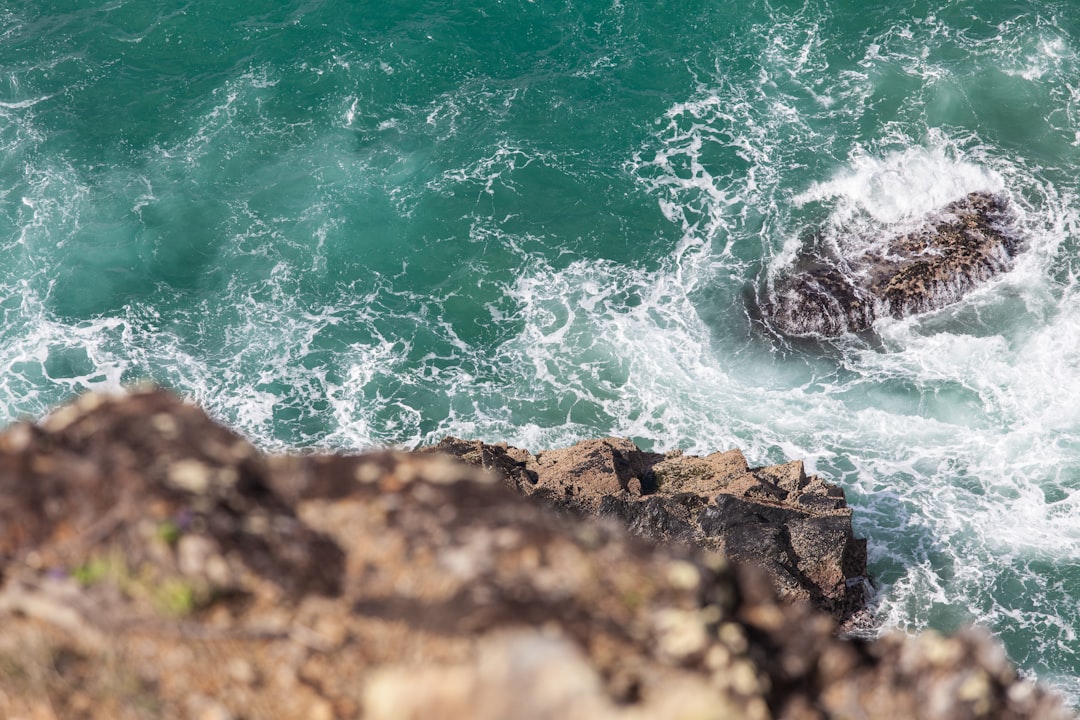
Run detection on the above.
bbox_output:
[768,191,1020,336]
[0,389,1072,719]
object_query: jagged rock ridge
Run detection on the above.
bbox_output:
[767,191,1020,336]
[428,436,869,627]
[0,388,1071,719]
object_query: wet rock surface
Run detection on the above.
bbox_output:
[0,388,1071,719]
[767,192,1020,336]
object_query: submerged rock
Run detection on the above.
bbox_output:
[0,389,1071,719]
[767,191,1020,337]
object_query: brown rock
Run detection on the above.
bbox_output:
[650,448,750,495]
[531,437,662,507]
[434,436,869,626]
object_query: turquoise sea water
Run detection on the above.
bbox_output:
[3,0,1080,701]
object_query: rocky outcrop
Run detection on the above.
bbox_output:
[428,437,869,627]
[767,192,1020,336]
[0,388,1072,719]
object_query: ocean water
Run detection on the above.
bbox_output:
[3,0,1080,701]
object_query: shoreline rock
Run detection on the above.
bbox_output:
[0,388,1072,719]
[427,436,870,629]
[767,191,1020,337]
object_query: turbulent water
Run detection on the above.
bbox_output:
[3,0,1080,701]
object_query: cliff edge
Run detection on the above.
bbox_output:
[0,388,1070,719]
[428,436,869,628]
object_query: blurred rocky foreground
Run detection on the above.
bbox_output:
[0,388,1071,720]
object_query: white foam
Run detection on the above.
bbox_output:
[0,95,51,109]
[794,139,1004,228]
[429,141,551,198]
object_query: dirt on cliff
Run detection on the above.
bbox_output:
[0,388,1071,720]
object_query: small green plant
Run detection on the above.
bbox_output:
[153,578,197,617]
[71,551,202,617]
[73,554,118,586]
[155,520,182,546]
[621,589,644,610]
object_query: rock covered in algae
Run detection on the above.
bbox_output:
[768,191,1020,337]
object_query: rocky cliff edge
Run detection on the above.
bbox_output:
[427,436,869,629]
[0,388,1071,720]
